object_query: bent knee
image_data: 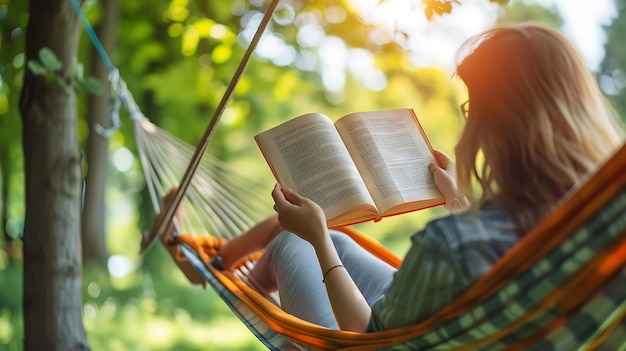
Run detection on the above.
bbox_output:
[269,231,308,250]
[329,230,358,250]
[264,231,313,262]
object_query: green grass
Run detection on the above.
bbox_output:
[0,254,265,351]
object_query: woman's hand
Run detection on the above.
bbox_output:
[271,183,328,245]
[428,150,469,212]
[428,150,458,199]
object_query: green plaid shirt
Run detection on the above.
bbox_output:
[368,204,523,332]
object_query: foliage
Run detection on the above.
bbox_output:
[601,0,626,122]
[27,47,104,95]
[0,256,22,351]
[378,0,509,20]
[495,0,562,27]
[422,0,460,19]
[0,0,27,248]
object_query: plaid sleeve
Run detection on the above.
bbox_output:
[367,223,470,332]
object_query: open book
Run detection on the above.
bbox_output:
[255,108,445,227]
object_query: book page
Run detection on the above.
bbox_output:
[335,109,443,215]
[255,113,377,224]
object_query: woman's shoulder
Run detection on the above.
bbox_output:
[409,203,524,280]
[417,203,523,249]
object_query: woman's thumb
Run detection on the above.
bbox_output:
[282,187,302,205]
[428,162,441,174]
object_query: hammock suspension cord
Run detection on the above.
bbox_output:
[147,0,280,251]
[69,0,280,251]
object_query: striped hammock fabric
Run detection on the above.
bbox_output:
[134,117,626,351]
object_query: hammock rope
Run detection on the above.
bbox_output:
[146,0,281,251]
[69,0,279,250]
[133,118,273,240]
[72,1,626,349]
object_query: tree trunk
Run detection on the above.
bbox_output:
[19,0,90,350]
[82,0,120,268]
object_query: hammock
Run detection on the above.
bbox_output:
[138,123,626,351]
[70,0,626,349]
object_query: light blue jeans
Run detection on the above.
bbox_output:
[250,230,397,329]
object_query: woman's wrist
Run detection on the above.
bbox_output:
[309,227,332,248]
[445,194,470,213]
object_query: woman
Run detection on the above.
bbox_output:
[211,23,624,333]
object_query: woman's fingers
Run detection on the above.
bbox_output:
[281,186,301,205]
[433,149,452,169]
[272,183,301,207]
[271,183,286,206]
[428,161,440,174]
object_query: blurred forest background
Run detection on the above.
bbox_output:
[1,0,625,350]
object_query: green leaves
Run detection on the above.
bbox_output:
[27,47,62,81]
[397,0,510,20]
[38,47,62,71]
[26,47,103,95]
[423,0,460,20]
[26,60,46,76]
[77,77,104,95]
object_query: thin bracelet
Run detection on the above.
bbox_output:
[448,194,469,213]
[452,195,463,208]
[322,264,344,283]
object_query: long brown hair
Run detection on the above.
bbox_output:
[455,23,624,232]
